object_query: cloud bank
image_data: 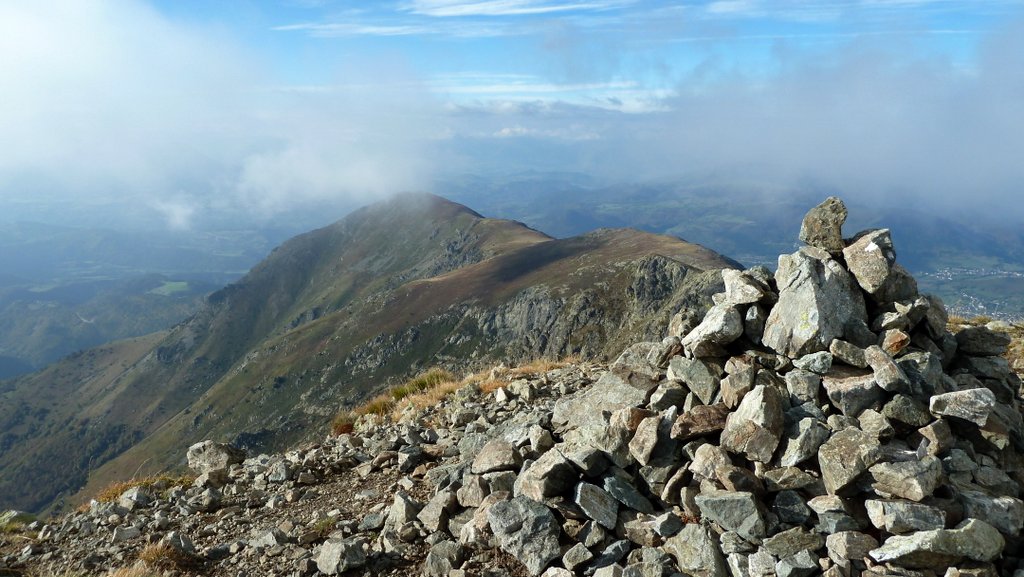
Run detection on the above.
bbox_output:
[2,0,1023,230]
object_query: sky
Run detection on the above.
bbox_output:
[2,0,1024,230]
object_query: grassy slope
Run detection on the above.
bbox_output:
[74,227,734,504]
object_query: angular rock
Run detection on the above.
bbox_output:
[681,304,744,357]
[488,496,562,576]
[956,326,1011,357]
[826,531,879,563]
[721,269,769,306]
[694,490,767,542]
[869,457,942,502]
[516,448,576,502]
[671,404,729,441]
[799,196,847,253]
[818,427,882,495]
[318,537,367,575]
[186,440,245,474]
[865,345,909,392]
[869,519,1004,568]
[929,388,996,426]
[763,247,867,358]
[829,339,867,368]
[664,523,727,576]
[793,351,832,375]
[865,499,946,534]
[423,541,464,577]
[779,417,831,467]
[720,385,784,463]
[574,482,618,530]
[471,438,522,474]
[842,228,896,294]
[604,474,654,514]
[784,369,821,405]
[960,490,1024,536]
[762,527,824,558]
[822,366,882,416]
[417,489,458,533]
[667,357,723,405]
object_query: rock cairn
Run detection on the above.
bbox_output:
[3,196,1024,577]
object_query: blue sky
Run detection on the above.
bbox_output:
[2,1,1024,228]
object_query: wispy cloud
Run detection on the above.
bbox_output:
[273,22,431,37]
[402,0,634,17]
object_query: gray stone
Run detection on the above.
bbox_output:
[784,369,821,405]
[763,247,867,357]
[317,537,367,575]
[745,304,768,345]
[865,345,909,392]
[762,527,824,558]
[793,351,833,374]
[667,357,724,405]
[868,519,1005,568]
[563,543,594,572]
[681,303,744,357]
[775,550,819,577]
[956,326,1011,356]
[870,456,942,502]
[818,427,882,494]
[779,417,831,467]
[552,372,649,433]
[929,388,996,425]
[721,269,768,306]
[830,339,867,368]
[387,490,422,528]
[515,448,576,502]
[111,525,141,543]
[773,490,812,524]
[186,440,245,474]
[117,486,153,511]
[865,499,946,533]
[610,342,663,387]
[629,415,663,466]
[883,394,932,427]
[423,541,464,577]
[695,490,766,541]
[799,196,847,252]
[960,489,1024,536]
[488,496,561,576]
[720,385,784,463]
[649,382,688,411]
[604,474,654,514]
[575,482,618,530]
[664,522,728,576]
[843,228,896,294]
[822,366,882,416]
[826,531,878,563]
[471,438,522,474]
[873,264,919,304]
[417,489,459,533]
[857,408,894,440]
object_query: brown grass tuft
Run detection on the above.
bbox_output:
[137,542,200,571]
[93,474,196,504]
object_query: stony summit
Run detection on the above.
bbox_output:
[3,197,1023,577]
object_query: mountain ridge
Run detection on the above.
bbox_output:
[0,193,737,514]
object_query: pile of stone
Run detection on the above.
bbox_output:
[547,197,1024,576]
[5,197,1024,577]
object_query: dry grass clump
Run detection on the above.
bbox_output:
[92,474,196,504]
[137,542,201,571]
[331,356,583,434]
[332,368,458,434]
[104,564,163,577]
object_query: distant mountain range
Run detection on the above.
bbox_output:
[0,193,737,514]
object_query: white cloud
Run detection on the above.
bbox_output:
[403,0,634,17]
[0,0,441,226]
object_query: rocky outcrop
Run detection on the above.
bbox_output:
[5,197,1024,577]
